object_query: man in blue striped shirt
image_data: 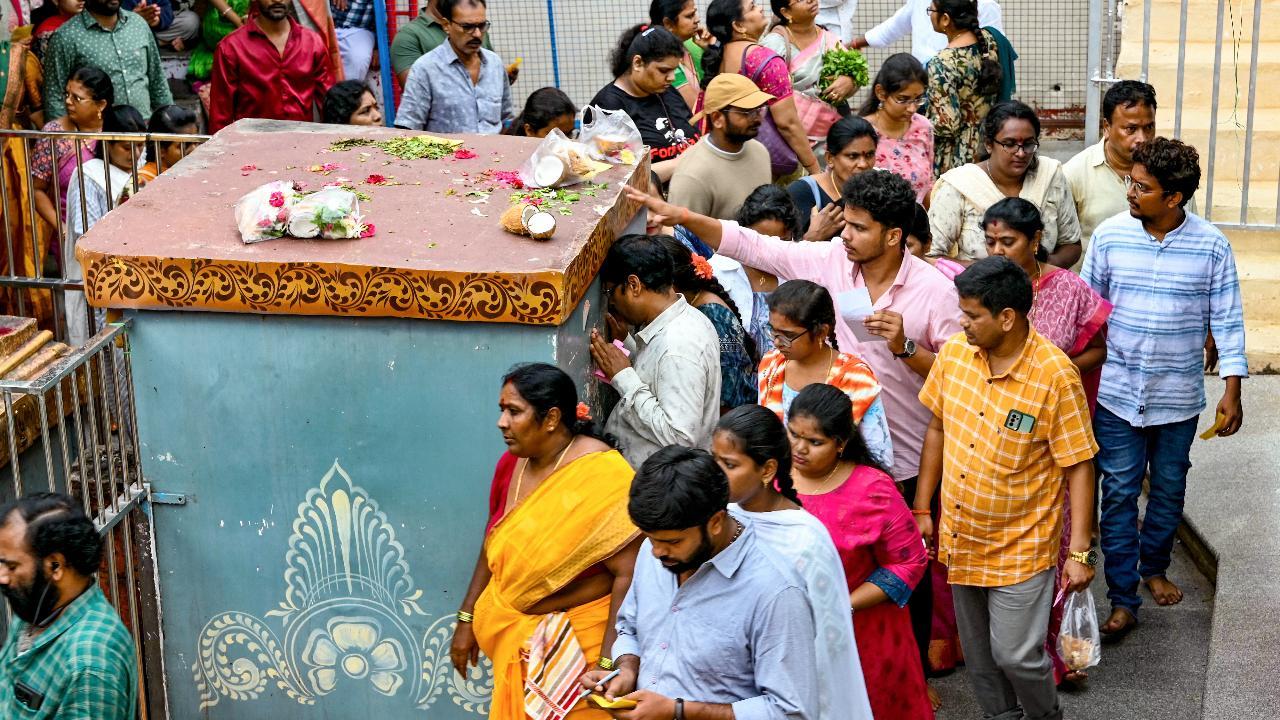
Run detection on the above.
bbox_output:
[1081,137,1246,638]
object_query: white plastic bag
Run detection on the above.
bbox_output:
[234,180,299,244]
[289,188,363,239]
[579,105,643,164]
[519,129,609,188]
[1057,589,1102,671]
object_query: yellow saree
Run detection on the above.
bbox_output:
[473,449,637,720]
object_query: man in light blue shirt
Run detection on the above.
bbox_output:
[1082,136,1246,638]
[581,446,818,720]
[394,0,512,133]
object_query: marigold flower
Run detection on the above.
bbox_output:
[576,402,592,422]
[691,255,714,281]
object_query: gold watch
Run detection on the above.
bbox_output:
[1069,549,1098,567]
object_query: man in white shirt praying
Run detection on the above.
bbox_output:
[591,235,722,467]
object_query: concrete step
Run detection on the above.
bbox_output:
[1196,179,1280,226]
[1163,107,1280,184]
[1118,42,1280,111]
[1222,227,1280,372]
[1124,0,1280,47]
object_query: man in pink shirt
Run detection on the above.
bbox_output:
[624,171,962,484]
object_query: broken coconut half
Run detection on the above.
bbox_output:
[533,155,569,187]
[499,202,557,240]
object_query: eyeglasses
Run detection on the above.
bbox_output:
[64,91,92,104]
[1123,175,1167,196]
[723,106,767,118]
[889,94,925,107]
[763,323,808,348]
[452,20,490,34]
[993,139,1040,155]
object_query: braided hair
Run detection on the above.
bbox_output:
[766,279,839,351]
[701,0,744,85]
[789,384,887,474]
[934,0,1001,98]
[716,404,801,506]
[657,236,761,365]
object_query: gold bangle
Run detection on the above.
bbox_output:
[597,656,615,670]
[456,610,474,623]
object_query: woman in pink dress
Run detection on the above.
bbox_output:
[984,197,1112,686]
[789,383,933,720]
[861,53,935,203]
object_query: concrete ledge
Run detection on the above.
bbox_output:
[1185,376,1280,719]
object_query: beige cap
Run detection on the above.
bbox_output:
[690,74,776,123]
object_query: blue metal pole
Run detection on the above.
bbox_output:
[546,0,561,88]
[374,0,396,126]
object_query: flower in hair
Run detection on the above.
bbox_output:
[691,255,715,281]
[576,402,593,422]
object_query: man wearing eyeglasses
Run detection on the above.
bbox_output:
[1081,136,1246,641]
[395,0,513,133]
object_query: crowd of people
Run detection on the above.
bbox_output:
[0,0,1253,717]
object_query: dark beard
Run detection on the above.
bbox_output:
[2,570,56,625]
[659,525,716,575]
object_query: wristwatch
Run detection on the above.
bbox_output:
[1069,549,1098,567]
[893,338,917,359]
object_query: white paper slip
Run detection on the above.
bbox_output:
[836,288,886,343]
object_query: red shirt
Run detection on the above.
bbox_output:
[208,17,334,133]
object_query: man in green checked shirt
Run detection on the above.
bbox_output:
[0,493,136,718]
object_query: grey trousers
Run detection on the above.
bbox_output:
[154,8,200,43]
[952,569,1062,720]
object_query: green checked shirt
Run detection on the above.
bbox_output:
[0,584,137,719]
[43,9,172,120]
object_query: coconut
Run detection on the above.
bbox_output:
[533,155,568,187]
[525,211,557,241]
[521,203,541,227]
[594,134,630,156]
[500,203,527,235]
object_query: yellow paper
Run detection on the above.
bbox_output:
[588,695,638,710]
[418,134,463,149]
[1199,412,1226,440]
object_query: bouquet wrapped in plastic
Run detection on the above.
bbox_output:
[288,188,365,239]
[235,181,300,244]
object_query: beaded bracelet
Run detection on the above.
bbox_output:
[910,508,932,516]
[596,656,615,670]
[456,610,475,623]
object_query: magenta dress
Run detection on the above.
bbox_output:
[874,113,936,203]
[801,465,934,720]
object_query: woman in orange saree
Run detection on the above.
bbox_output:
[452,363,641,720]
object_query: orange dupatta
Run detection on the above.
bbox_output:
[472,449,637,720]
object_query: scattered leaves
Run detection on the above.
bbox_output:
[328,138,377,151]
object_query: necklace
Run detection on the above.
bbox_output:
[512,436,575,504]
[1101,140,1128,181]
[802,459,847,495]
[1028,260,1042,321]
[981,160,1022,197]
[727,518,744,545]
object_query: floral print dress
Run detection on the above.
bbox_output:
[874,112,936,202]
[923,29,1000,176]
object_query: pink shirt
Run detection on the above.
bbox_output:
[718,221,963,480]
[875,113,935,203]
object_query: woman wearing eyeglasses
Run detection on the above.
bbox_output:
[860,53,934,203]
[756,279,894,472]
[926,100,1083,269]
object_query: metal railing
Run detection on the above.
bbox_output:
[0,129,209,343]
[1088,0,1279,228]
[0,320,163,719]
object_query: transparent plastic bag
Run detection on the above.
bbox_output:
[1057,589,1102,671]
[579,105,643,164]
[234,180,299,244]
[519,128,609,188]
[289,188,364,239]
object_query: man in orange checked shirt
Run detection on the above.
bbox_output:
[913,256,1098,720]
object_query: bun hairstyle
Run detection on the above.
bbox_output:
[702,0,745,84]
[934,0,1001,97]
[735,184,802,241]
[766,279,839,351]
[858,52,928,115]
[610,24,685,79]
[716,404,801,506]
[826,115,879,156]
[656,235,760,365]
[788,384,886,473]
[501,363,613,445]
[982,197,1047,262]
[648,0,692,27]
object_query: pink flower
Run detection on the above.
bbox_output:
[257,218,274,228]
[269,191,285,208]
[241,164,258,176]
[365,173,389,185]
[453,148,477,160]
[276,209,288,222]
[359,223,376,238]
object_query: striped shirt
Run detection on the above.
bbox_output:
[1081,211,1247,426]
[920,330,1098,587]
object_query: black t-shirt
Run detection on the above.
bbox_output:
[589,83,700,162]
[787,176,836,239]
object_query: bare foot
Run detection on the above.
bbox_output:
[1100,607,1138,638]
[926,682,942,711]
[1145,575,1184,605]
